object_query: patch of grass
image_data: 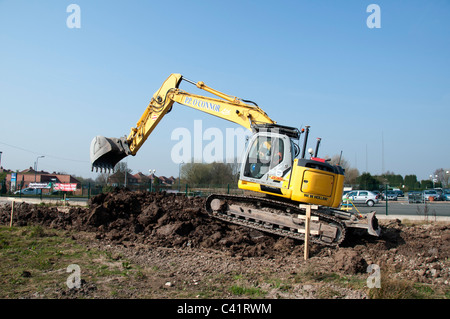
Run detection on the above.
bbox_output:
[367,273,438,299]
[229,285,267,297]
[265,277,292,292]
[0,225,142,298]
[228,272,267,298]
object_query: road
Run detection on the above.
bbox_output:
[1,196,449,221]
[0,196,88,206]
[351,199,450,220]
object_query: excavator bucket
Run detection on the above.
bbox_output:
[90,136,131,172]
[366,211,381,237]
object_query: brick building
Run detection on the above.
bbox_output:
[4,167,81,194]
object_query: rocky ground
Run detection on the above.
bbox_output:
[1,188,449,299]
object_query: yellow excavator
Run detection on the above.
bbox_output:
[90,73,380,246]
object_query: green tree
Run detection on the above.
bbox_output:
[181,162,238,186]
[404,175,419,190]
[420,180,433,189]
[357,172,380,191]
[381,171,403,187]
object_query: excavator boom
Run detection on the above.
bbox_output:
[90,73,274,172]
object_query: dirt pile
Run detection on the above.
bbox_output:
[1,189,449,283]
[1,189,296,258]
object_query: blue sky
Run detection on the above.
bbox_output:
[0,0,449,182]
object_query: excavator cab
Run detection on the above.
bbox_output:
[239,124,346,209]
[239,124,299,196]
[242,133,293,186]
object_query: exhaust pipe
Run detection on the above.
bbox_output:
[90,136,131,172]
[300,125,310,159]
[314,138,321,157]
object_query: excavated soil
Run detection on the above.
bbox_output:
[1,188,449,298]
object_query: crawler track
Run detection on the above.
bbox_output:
[205,194,347,246]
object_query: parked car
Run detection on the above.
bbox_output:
[443,189,450,201]
[13,188,41,195]
[408,191,423,203]
[372,190,381,198]
[423,189,440,201]
[433,188,445,201]
[342,190,379,207]
[384,191,398,201]
[394,190,404,197]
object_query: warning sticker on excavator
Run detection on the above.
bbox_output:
[269,175,284,181]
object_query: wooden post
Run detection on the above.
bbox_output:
[303,204,311,260]
[10,201,14,228]
[300,204,318,261]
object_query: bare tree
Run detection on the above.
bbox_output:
[434,168,449,187]
[329,154,359,185]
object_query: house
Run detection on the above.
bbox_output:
[107,171,138,187]
[4,167,81,194]
[105,171,176,190]
[133,172,150,184]
[158,176,176,186]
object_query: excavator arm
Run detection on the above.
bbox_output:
[90,73,275,172]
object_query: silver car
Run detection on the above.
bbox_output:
[342,190,379,207]
[423,189,439,201]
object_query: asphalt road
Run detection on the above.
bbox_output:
[352,199,450,218]
[1,196,450,220]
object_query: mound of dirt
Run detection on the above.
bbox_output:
[1,189,449,283]
[1,189,295,258]
[332,248,368,274]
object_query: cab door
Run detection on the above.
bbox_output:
[240,132,292,189]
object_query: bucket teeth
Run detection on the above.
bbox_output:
[92,164,114,174]
[90,135,130,173]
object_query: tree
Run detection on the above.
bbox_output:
[404,174,420,190]
[421,180,433,189]
[357,172,380,191]
[181,163,211,185]
[181,162,238,186]
[329,155,359,185]
[434,168,449,188]
[381,171,403,187]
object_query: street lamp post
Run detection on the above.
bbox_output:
[34,156,45,182]
[445,171,450,188]
[430,174,438,188]
[178,161,184,191]
[149,169,156,192]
